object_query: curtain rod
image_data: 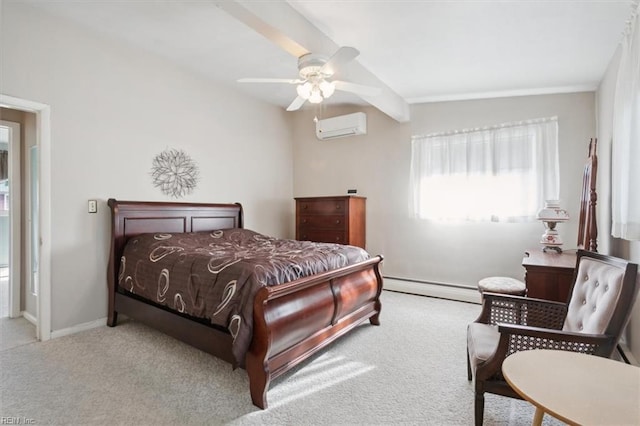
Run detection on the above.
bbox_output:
[620,0,639,41]
[412,116,557,140]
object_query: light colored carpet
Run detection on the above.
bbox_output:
[0,290,563,425]
[0,316,37,351]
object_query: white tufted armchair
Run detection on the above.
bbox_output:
[466,250,639,426]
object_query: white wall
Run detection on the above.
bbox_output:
[1,2,294,331]
[293,93,594,288]
[596,46,640,362]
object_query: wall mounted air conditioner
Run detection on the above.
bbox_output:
[315,112,367,140]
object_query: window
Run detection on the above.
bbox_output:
[410,117,559,222]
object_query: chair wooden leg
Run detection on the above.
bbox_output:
[474,392,485,426]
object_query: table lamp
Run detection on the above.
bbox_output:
[536,200,569,253]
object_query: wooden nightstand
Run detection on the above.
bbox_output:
[522,249,577,303]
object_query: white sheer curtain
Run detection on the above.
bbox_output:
[612,1,640,240]
[410,117,559,222]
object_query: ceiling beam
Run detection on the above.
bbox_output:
[214,0,410,123]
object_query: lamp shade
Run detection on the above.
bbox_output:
[308,87,323,104]
[319,80,335,98]
[296,82,312,100]
[536,200,569,221]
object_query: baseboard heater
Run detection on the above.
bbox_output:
[383,276,481,304]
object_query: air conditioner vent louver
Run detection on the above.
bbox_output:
[315,112,367,140]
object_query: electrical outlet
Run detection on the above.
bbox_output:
[88,199,97,213]
[347,189,357,194]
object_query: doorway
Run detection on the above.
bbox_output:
[0,94,51,342]
[0,117,38,350]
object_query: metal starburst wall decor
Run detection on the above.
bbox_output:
[150,148,199,198]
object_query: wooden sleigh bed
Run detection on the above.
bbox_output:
[106,199,383,409]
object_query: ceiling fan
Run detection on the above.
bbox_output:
[238,46,381,111]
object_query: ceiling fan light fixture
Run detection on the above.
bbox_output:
[296,82,313,100]
[319,80,335,98]
[238,47,370,112]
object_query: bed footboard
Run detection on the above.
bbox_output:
[246,255,383,409]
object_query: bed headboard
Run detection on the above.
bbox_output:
[577,139,598,252]
[106,199,244,293]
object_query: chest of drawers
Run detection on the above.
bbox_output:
[295,196,366,249]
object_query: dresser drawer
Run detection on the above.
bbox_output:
[298,229,347,244]
[297,199,346,215]
[298,215,346,230]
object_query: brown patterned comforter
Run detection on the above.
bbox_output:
[117,228,370,365]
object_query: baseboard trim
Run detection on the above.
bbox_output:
[384,277,481,304]
[21,311,37,326]
[51,317,107,339]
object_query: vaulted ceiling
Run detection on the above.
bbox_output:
[23,0,635,122]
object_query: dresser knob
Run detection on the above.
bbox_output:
[302,219,307,223]
[335,204,341,210]
[335,237,341,241]
[303,205,308,210]
[336,220,341,224]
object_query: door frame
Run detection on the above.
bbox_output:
[0,119,21,318]
[0,94,51,341]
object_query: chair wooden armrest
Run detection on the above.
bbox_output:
[475,292,567,329]
[497,323,616,357]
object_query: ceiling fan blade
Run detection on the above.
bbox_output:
[333,80,381,97]
[286,96,306,111]
[238,78,303,84]
[320,46,360,75]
